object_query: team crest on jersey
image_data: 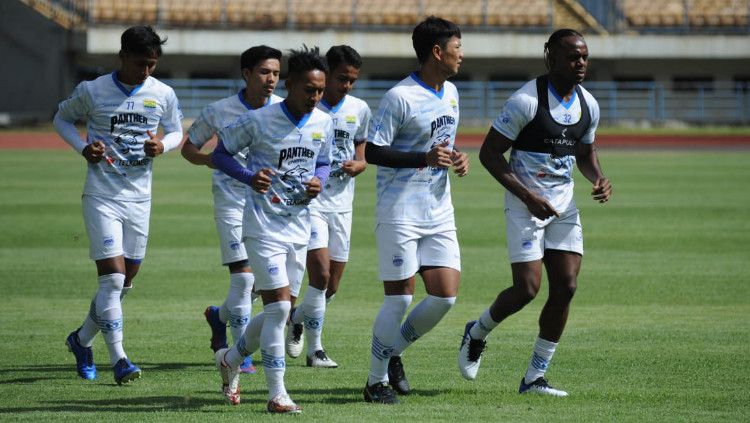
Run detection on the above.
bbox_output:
[143,99,157,109]
[312,132,323,144]
[449,99,458,112]
[345,115,357,127]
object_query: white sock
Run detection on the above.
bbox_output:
[260,300,291,400]
[299,286,327,355]
[524,336,558,384]
[226,312,265,367]
[367,294,412,386]
[393,295,455,356]
[223,272,254,344]
[77,299,100,347]
[469,308,500,340]
[95,273,126,366]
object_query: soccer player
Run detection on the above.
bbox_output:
[181,45,283,375]
[362,17,469,404]
[53,25,183,384]
[457,29,612,397]
[211,46,332,413]
[285,45,371,368]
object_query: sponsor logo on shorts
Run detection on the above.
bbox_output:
[522,239,533,250]
[230,241,241,251]
[103,235,114,248]
[310,230,318,239]
[392,254,404,267]
[268,265,279,276]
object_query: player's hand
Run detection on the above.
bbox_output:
[451,148,469,177]
[426,141,452,168]
[592,177,612,203]
[304,176,322,198]
[525,193,560,221]
[251,168,275,193]
[144,130,164,157]
[341,159,366,177]
[82,141,105,163]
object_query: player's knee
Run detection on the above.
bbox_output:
[550,279,577,303]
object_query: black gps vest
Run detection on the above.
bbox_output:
[513,75,591,158]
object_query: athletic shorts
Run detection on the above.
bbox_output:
[308,210,352,262]
[505,206,583,263]
[244,236,306,297]
[214,210,248,266]
[82,194,150,261]
[375,220,461,281]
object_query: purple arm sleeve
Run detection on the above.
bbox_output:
[211,140,255,186]
[314,163,331,187]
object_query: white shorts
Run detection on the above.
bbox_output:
[308,210,352,262]
[505,206,583,263]
[82,194,150,261]
[244,236,307,297]
[214,211,248,265]
[375,220,461,281]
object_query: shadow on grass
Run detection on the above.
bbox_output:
[0,362,212,384]
[0,396,223,413]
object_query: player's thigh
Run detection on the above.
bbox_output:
[421,267,460,297]
[417,221,461,272]
[122,199,151,261]
[243,237,291,293]
[82,194,125,261]
[376,223,420,282]
[543,208,584,257]
[214,211,248,266]
[505,207,545,264]
[308,212,330,252]
[327,211,352,262]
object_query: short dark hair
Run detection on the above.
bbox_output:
[544,28,584,58]
[287,46,328,78]
[412,16,461,64]
[326,45,362,71]
[240,45,282,71]
[120,25,167,57]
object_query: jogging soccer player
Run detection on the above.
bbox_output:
[53,25,183,384]
[458,29,612,397]
[362,16,469,404]
[181,45,283,375]
[285,45,371,368]
[211,46,333,413]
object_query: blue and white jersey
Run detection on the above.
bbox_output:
[492,79,600,212]
[217,102,334,244]
[57,72,183,201]
[369,72,459,226]
[187,91,283,213]
[310,95,371,213]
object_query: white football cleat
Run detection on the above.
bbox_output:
[285,314,304,358]
[267,393,302,414]
[519,377,569,397]
[215,348,241,405]
[306,350,338,368]
[458,320,486,380]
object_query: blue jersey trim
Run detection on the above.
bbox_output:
[280,101,311,128]
[111,72,144,97]
[547,81,577,110]
[410,72,444,99]
[237,89,272,111]
[320,96,346,113]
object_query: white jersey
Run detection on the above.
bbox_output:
[57,72,183,201]
[369,72,459,226]
[187,91,283,212]
[492,79,600,212]
[218,102,334,244]
[310,95,371,213]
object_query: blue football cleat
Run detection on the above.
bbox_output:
[240,356,257,374]
[204,306,228,352]
[65,328,97,380]
[114,358,141,385]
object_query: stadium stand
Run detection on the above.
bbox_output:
[622,0,750,28]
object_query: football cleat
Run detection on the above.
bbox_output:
[458,320,487,380]
[113,358,141,385]
[204,306,227,353]
[285,309,304,358]
[306,350,338,368]
[240,356,257,374]
[215,348,241,405]
[65,328,97,380]
[519,376,569,397]
[267,393,302,414]
[363,381,399,404]
[387,356,410,395]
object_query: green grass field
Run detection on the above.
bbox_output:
[1,149,748,421]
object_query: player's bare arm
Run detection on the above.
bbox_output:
[82,141,105,164]
[144,130,164,157]
[250,168,275,193]
[341,141,367,177]
[180,136,216,168]
[450,148,469,177]
[303,176,322,198]
[575,142,612,203]
[479,127,558,220]
[426,140,453,168]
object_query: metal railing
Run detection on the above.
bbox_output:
[165,79,750,124]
